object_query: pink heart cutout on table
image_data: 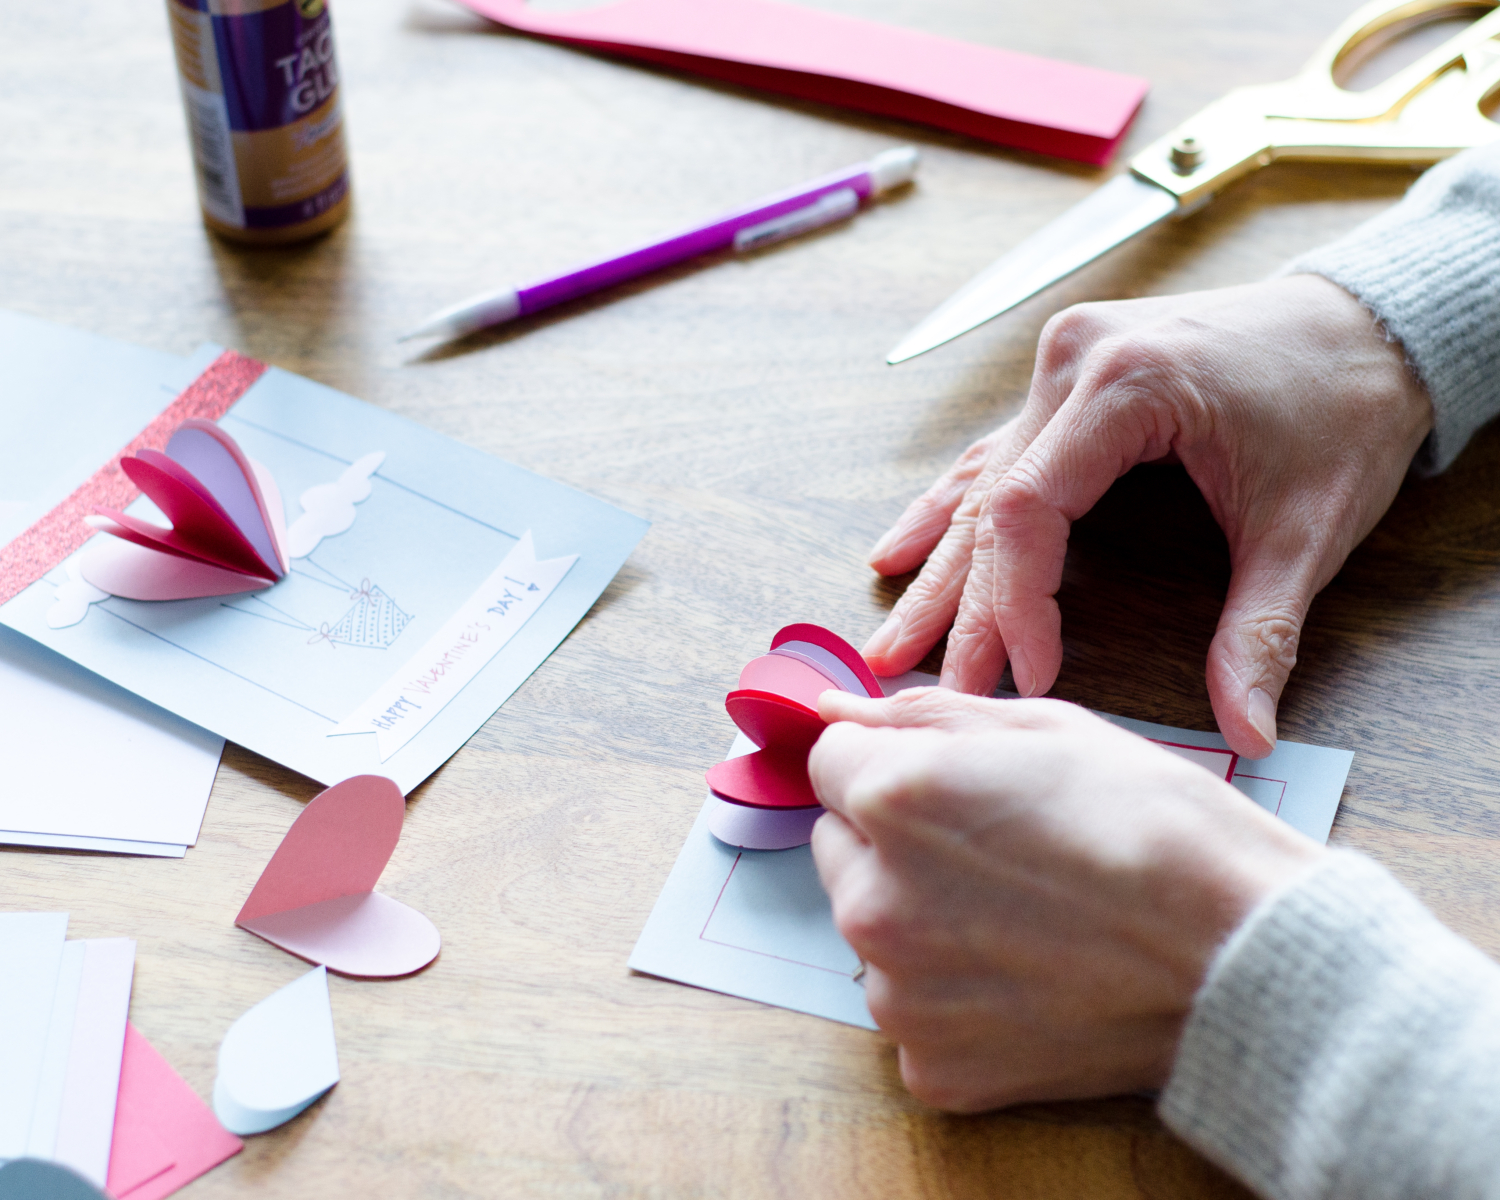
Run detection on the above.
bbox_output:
[235,775,440,978]
[81,419,289,602]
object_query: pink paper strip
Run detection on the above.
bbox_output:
[0,351,267,606]
[105,1024,241,1200]
[457,0,1148,165]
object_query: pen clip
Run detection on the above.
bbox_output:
[733,187,860,253]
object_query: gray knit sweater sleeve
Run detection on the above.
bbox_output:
[1159,851,1500,1199]
[1283,142,1500,473]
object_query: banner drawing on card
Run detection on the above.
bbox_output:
[327,531,576,760]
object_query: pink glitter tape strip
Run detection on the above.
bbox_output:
[0,350,269,607]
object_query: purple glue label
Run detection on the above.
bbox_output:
[212,0,341,132]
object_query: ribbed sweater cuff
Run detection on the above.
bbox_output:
[1160,850,1500,1200]
[1280,144,1500,474]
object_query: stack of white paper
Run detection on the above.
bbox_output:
[0,914,134,1185]
[0,314,225,856]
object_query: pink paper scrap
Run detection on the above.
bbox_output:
[105,1024,241,1200]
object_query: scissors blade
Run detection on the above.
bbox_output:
[887,174,1180,365]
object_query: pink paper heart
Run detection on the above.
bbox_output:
[81,420,289,602]
[165,420,288,575]
[235,776,440,978]
[706,624,875,815]
[109,453,278,580]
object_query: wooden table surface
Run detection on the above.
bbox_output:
[5,0,1498,1195]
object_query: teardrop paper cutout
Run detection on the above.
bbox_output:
[213,966,339,1136]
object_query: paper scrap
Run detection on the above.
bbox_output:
[53,940,135,1187]
[328,530,577,761]
[107,1023,243,1200]
[213,966,339,1136]
[456,0,1149,165]
[26,941,86,1161]
[236,776,440,978]
[23,938,134,1186]
[0,912,69,1158]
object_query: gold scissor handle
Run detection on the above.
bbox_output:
[1132,0,1500,206]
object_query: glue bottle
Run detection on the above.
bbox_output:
[165,0,351,244]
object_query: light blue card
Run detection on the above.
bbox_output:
[631,680,1353,1029]
[0,312,198,548]
[0,336,648,794]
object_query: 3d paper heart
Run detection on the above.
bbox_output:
[235,775,441,978]
[705,623,883,850]
[80,419,289,601]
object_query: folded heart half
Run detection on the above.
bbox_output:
[80,419,289,601]
[705,623,882,850]
[235,775,441,978]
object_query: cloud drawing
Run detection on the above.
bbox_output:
[47,560,110,629]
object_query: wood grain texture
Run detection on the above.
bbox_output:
[0,0,1490,1194]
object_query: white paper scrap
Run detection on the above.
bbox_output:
[53,938,135,1185]
[25,941,86,1159]
[0,912,69,1157]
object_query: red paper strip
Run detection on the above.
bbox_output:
[0,351,267,607]
[457,0,1148,165]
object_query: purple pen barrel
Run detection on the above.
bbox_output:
[517,145,918,316]
[399,146,917,342]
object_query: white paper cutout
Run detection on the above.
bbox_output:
[706,794,823,850]
[46,562,108,630]
[213,966,339,1136]
[284,451,386,560]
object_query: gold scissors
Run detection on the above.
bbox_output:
[888,0,1500,364]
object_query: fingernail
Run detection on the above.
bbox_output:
[864,614,901,658]
[1247,687,1277,752]
[868,528,897,565]
[1009,647,1035,697]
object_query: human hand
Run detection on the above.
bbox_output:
[864,274,1432,758]
[809,687,1322,1111]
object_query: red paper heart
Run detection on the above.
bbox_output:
[707,748,820,809]
[707,624,878,814]
[100,454,278,580]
